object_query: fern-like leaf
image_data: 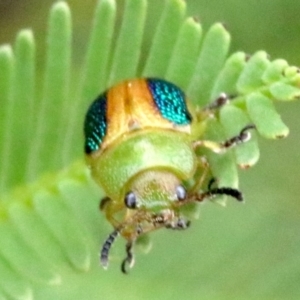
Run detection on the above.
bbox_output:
[0,0,299,299]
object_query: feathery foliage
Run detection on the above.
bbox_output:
[0,0,299,299]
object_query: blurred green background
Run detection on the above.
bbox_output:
[0,0,300,299]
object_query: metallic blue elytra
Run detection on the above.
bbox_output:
[147,78,192,125]
[84,93,107,154]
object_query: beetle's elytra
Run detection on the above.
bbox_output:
[84,78,254,273]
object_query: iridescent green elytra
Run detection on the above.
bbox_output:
[84,78,254,273]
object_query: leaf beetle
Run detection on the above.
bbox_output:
[84,78,254,273]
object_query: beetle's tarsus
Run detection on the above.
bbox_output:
[204,93,230,110]
[221,124,256,149]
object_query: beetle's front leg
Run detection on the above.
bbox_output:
[203,93,230,111]
[194,93,230,122]
[193,124,256,153]
[194,91,255,152]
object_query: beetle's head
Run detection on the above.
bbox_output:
[100,168,244,273]
[100,169,191,273]
[123,169,190,231]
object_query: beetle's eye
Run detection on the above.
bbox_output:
[176,185,187,201]
[124,191,137,209]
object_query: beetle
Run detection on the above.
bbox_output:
[84,78,255,273]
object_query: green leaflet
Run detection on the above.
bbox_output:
[237,51,270,93]
[246,92,289,139]
[27,2,72,179]
[187,23,231,106]
[108,0,147,85]
[79,0,117,111]
[142,0,186,77]
[165,17,203,89]
[0,46,14,192]
[0,0,299,299]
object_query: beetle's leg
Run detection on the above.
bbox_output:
[203,93,230,111]
[195,93,230,121]
[100,229,120,269]
[121,241,135,274]
[193,124,256,153]
[193,93,236,139]
[221,124,256,149]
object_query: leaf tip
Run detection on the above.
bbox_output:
[211,22,230,36]
[50,1,71,19]
[0,44,13,57]
[17,29,34,42]
[52,1,70,11]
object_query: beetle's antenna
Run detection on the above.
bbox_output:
[100,229,120,269]
[121,241,134,274]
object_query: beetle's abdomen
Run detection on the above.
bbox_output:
[84,78,192,154]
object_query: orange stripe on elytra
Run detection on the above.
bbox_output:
[103,81,129,150]
[101,79,190,151]
[128,79,172,130]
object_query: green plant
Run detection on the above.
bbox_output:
[0,0,299,299]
